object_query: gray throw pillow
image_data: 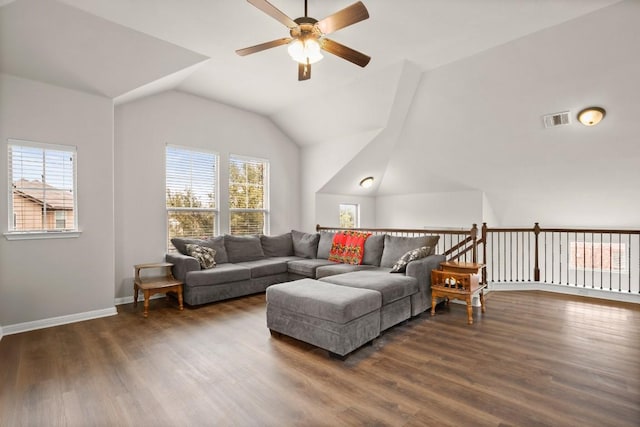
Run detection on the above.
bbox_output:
[380,235,440,268]
[185,243,216,269]
[260,233,294,257]
[390,246,431,273]
[224,235,265,263]
[291,230,320,259]
[316,231,335,259]
[362,234,385,266]
[171,236,228,264]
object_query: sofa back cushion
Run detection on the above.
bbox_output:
[224,235,265,263]
[316,231,335,259]
[171,236,228,264]
[362,234,385,266]
[380,235,440,268]
[291,230,320,259]
[260,233,294,257]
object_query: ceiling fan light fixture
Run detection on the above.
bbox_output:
[287,38,323,64]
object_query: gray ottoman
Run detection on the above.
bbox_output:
[320,271,419,331]
[266,279,382,358]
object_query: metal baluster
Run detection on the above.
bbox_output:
[528,231,531,281]
[628,234,631,293]
[498,232,502,282]
[509,232,513,282]
[591,233,595,289]
[515,232,519,281]
[600,233,604,290]
[619,234,622,292]
[491,233,494,282]
[583,232,586,288]
[551,232,555,284]
[609,233,613,291]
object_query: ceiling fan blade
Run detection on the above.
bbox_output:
[321,38,370,67]
[247,0,297,29]
[316,1,369,35]
[236,37,292,56]
[298,62,311,81]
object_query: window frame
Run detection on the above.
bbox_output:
[5,139,80,241]
[339,203,360,228]
[228,154,270,235]
[165,144,219,250]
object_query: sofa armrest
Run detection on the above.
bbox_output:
[166,252,200,282]
[405,254,446,316]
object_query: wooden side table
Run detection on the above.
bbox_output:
[431,261,486,325]
[133,262,183,318]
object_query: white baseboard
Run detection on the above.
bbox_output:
[2,307,117,336]
[488,282,640,304]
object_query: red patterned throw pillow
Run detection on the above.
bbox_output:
[328,231,372,265]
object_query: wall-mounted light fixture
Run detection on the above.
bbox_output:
[359,176,374,188]
[577,107,606,126]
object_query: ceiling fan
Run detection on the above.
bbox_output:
[236,0,371,81]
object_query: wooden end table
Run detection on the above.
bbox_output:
[431,261,486,325]
[133,262,183,318]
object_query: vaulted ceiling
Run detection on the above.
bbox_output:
[2,0,638,226]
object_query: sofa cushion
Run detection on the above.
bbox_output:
[185,263,251,287]
[185,243,216,269]
[260,233,294,257]
[316,231,335,259]
[328,231,371,265]
[287,258,335,277]
[291,230,319,259]
[362,234,385,266]
[267,279,381,324]
[390,246,431,273]
[315,263,376,279]
[224,235,265,263]
[320,271,418,305]
[235,258,290,278]
[171,236,228,264]
[380,235,439,268]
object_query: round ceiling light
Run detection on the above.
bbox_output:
[577,107,606,126]
[359,176,374,188]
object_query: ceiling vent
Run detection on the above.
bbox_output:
[543,111,571,128]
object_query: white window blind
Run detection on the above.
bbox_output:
[8,139,77,234]
[229,155,269,235]
[166,145,218,250]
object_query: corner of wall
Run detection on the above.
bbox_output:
[481,192,500,227]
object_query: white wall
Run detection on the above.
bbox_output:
[299,130,379,232]
[0,74,115,327]
[315,194,376,229]
[375,191,484,229]
[114,90,300,299]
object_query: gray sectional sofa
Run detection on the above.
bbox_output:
[167,229,444,356]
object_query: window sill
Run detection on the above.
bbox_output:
[4,231,82,241]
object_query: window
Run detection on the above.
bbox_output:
[166,145,218,250]
[55,211,66,229]
[570,241,628,273]
[7,139,77,235]
[229,155,269,235]
[339,204,359,228]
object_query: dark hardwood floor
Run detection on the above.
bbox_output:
[1,290,638,426]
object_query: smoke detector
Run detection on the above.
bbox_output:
[543,111,571,128]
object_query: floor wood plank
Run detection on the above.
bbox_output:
[1,291,638,426]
